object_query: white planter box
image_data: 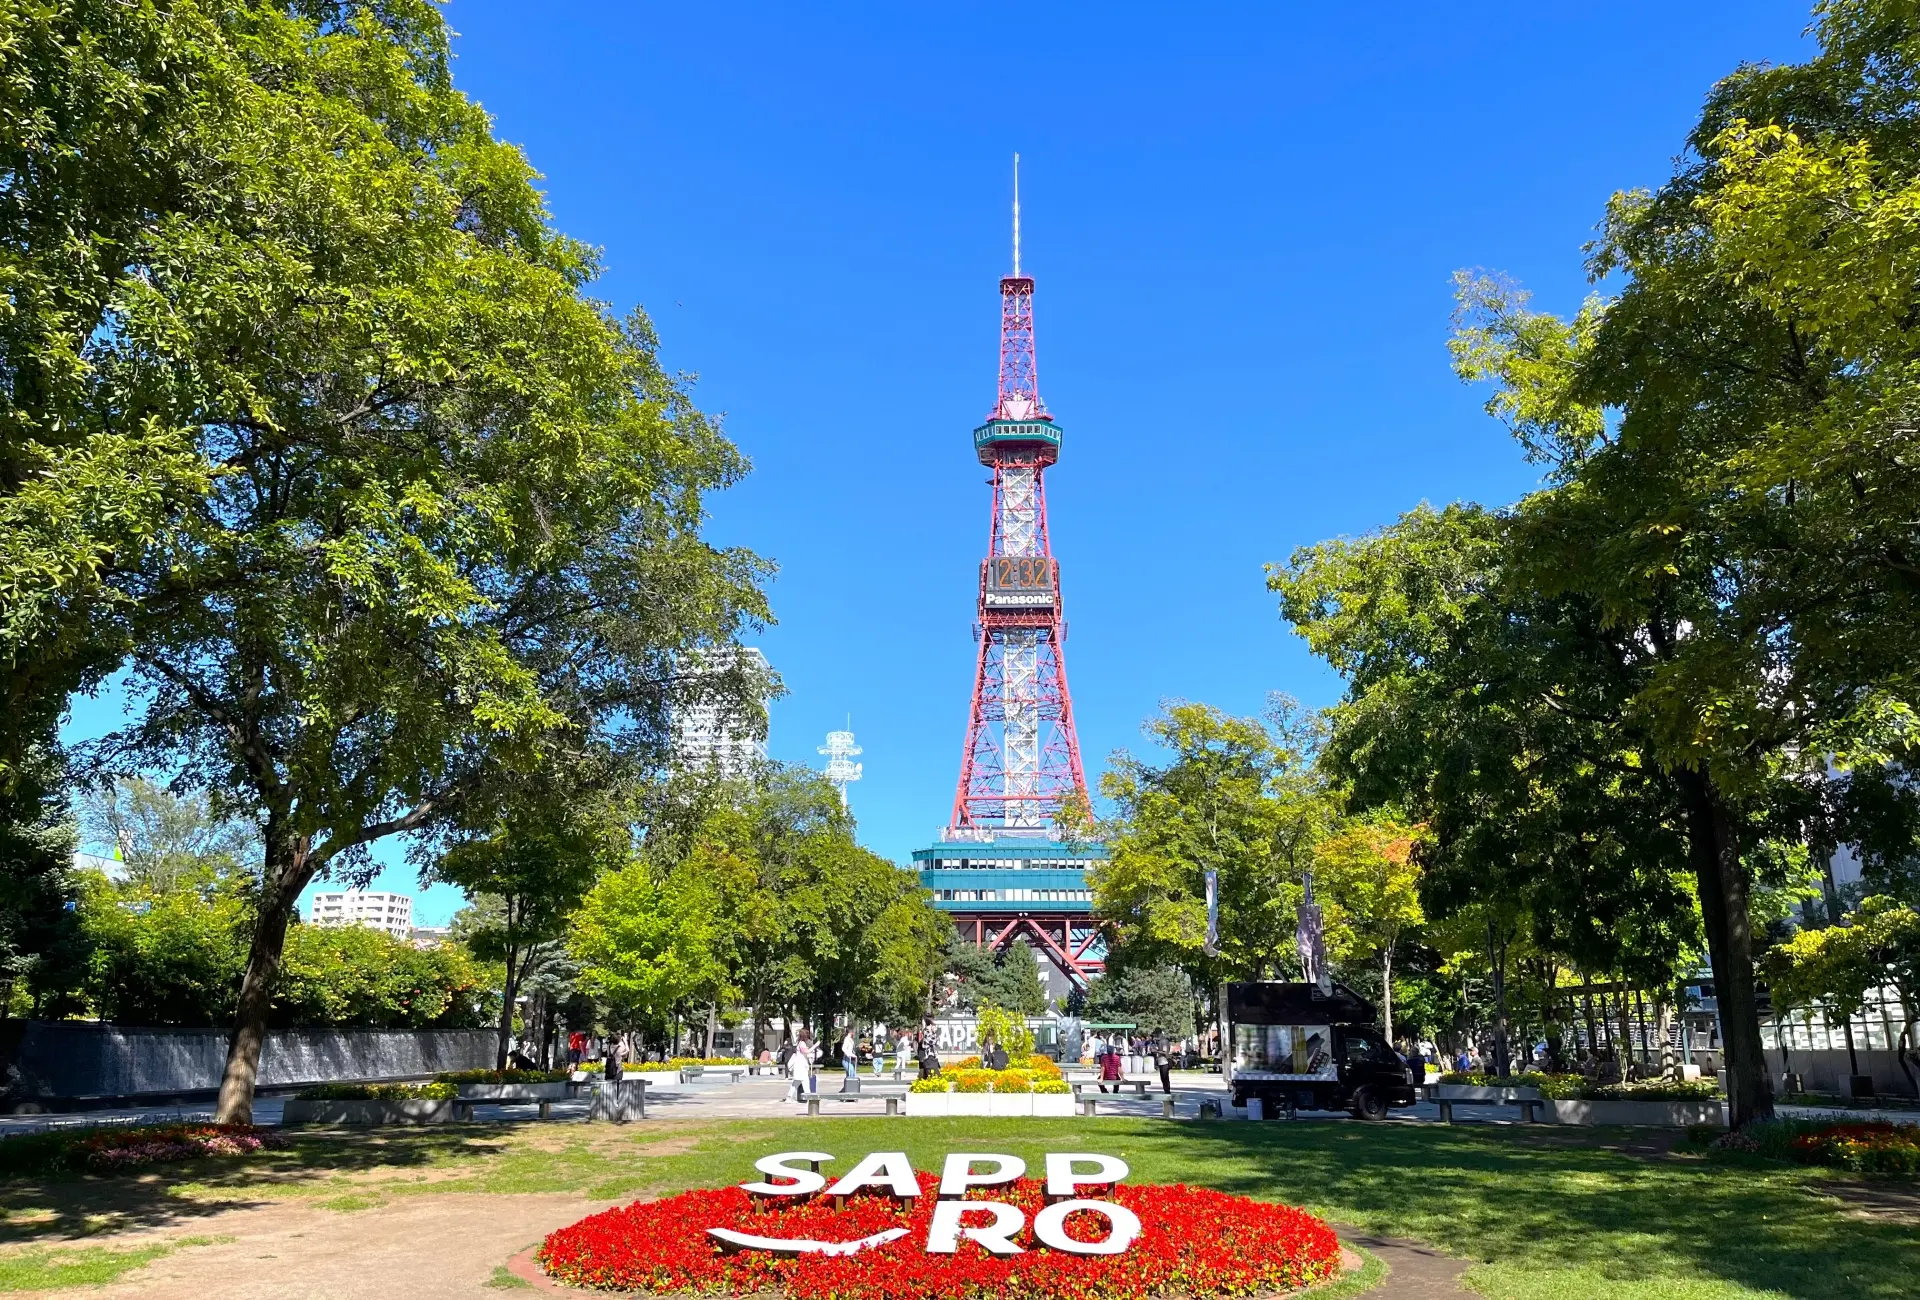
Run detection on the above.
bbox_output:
[1032,1093,1075,1117]
[988,1093,1033,1117]
[454,1082,567,1102]
[1545,1099,1724,1127]
[282,1098,451,1126]
[1435,1084,1544,1103]
[947,1093,992,1116]
[902,1092,951,1117]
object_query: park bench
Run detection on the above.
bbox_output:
[1072,1078,1150,1097]
[803,1088,906,1117]
[1433,1084,1545,1124]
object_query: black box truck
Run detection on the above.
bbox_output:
[1222,981,1417,1120]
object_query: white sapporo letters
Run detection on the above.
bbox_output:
[712,1151,1136,1257]
[741,1151,834,1197]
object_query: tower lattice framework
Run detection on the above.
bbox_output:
[949,161,1087,835]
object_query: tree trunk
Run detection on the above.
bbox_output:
[1380,946,1395,1044]
[496,937,523,1070]
[1618,987,1634,1076]
[1676,768,1774,1128]
[213,834,313,1125]
[1486,913,1511,1077]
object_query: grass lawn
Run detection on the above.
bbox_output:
[0,1118,1913,1298]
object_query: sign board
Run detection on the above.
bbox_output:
[982,555,1058,610]
[715,1151,1139,1257]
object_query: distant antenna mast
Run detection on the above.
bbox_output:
[1011,152,1021,277]
[819,723,863,809]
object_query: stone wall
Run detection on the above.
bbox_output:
[0,1020,495,1103]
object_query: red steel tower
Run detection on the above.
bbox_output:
[949,159,1088,835]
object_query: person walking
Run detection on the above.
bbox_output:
[840,1024,859,1082]
[791,1030,818,1100]
[1152,1031,1172,1095]
[893,1029,911,1080]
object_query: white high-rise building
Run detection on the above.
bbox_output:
[672,647,771,778]
[308,890,414,940]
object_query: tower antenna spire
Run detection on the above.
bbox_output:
[1011,152,1021,277]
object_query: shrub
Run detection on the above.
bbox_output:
[1033,1078,1071,1095]
[1440,1071,1721,1102]
[908,1077,950,1093]
[995,1072,1035,1093]
[434,1068,569,1085]
[952,1069,995,1094]
[293,1081,457,1101]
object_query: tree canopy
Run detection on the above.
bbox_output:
[0,2,770,1121]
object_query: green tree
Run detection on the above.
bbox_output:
[0,3,769,1121]
[0,739,78,1017]
[79,777,256,893]
[1274,503,1703,1077]
[1083,965,1195,1039]
[1763,897,1920,1094]
[1315,817,1425,1042]
[431,797,626,1067]
[1428,0,1920,1118]
[568,859,723,1036]
[1094,700,1340,988]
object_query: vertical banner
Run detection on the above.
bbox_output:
[1203,870,1219,957]
[1296,872,1331,997]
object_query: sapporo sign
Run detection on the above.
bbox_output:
[708,1151,1138,1258]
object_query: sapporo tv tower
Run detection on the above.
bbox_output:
[912,157,1108,998]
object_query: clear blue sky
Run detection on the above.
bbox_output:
[64,2,1819,923]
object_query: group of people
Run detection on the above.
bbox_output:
[1087,1031,1177,1094]
[774,1022,938,1100]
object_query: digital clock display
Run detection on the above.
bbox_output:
[982,555,1057,609]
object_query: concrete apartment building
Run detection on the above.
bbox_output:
[307,890,414,940]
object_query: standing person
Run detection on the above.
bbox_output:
[1402,1039,1425,1087]
[840,1024,859,1082]
[791,1030,818,1099]
[1098,1042,1123,1093]
[1152,1031,1172,1095]
[893,1029,911,1080]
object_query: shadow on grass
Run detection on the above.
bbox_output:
[653,1118,1915,1300]
[1162,1119,1914,1300]
[0,1126,512,1244]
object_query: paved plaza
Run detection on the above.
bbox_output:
[5,1072,1913,1136]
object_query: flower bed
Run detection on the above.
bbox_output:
[539,1173,1340,1299]
[625,1057,756,1072]
[948,1055,1063,1077]
[1789,1121,1920,1174]
[1439,1072,1720,1102]
[435,1068,570,1085]
[70,1124,287,1172]
[293,1081,457,1101]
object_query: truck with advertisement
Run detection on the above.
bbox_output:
[1222,981,1417,1120]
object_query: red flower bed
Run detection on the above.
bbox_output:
[76,1123,288,1171]
[540,1173,1341,1299]
[1789,1121,1920,1174]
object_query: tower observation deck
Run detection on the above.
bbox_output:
[916,158,1104,994]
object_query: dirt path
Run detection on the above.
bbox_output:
[24,1194,613,1300]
